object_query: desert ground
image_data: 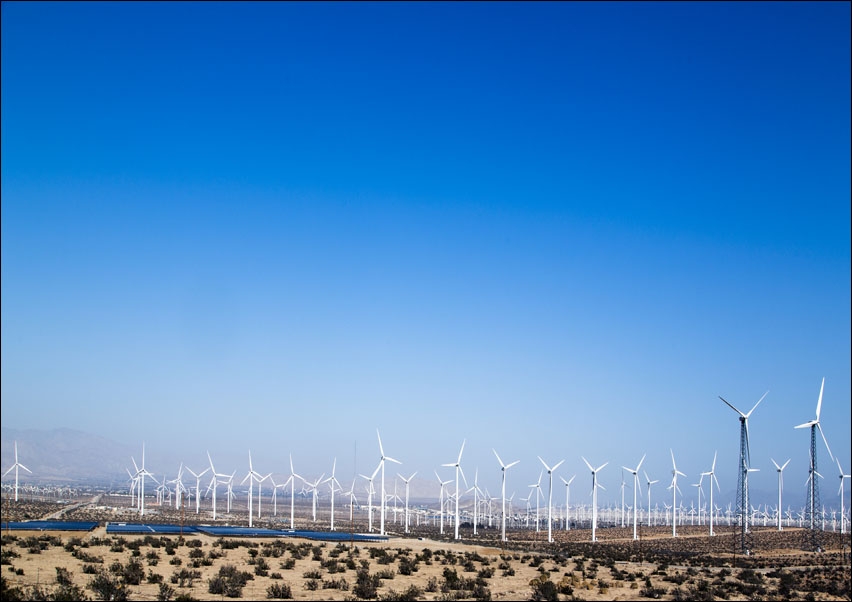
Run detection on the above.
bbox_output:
[2,497,850,600]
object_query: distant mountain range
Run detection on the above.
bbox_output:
[1,427,147,485]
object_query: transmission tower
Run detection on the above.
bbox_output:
[804,426,823,551]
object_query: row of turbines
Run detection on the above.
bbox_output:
[4,380,850,549]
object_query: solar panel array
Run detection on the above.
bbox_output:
[1,520,98,531]
[104,523,388,542]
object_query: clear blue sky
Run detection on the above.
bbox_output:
[2,2,850,509]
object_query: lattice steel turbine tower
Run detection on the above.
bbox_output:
[719,391,767,555]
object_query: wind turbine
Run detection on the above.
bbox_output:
[701,452,721,536]
[398,471,417,534]
[835,458,850,535]
[435,471,453,536]
[582,456,607,542]
[323,459,342,531]
[795,378,834,546]
[132,443,156,517]
[538,456,564,543]
[644,471,659,527]
[303,473,325,523]
[528,471,543,533]
[668,449,686,537]
[560,475,575,531]
[186,466,209,515]
[720,390,766,553]
[770,458,790,531]
[359,462,381,533]
[240,450,269,528]
[287,454,303,528]
[376,429,402,536]
[442,440,467,540]
[622,454,645,540]
[493,449,519,542]
[3,442,32,502]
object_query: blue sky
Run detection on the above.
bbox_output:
[2,2,850,509]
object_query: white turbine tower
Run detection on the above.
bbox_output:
[287,454,303,529]
[835,458,850,535]
[528,471,543,533]
[359,463,381,533]
[582,457,607,542]
[538,456,564,543]
[669,449,686,537]
[493,449,519,542]
[701,452,721,536]
[398,471,417,534]
[304,473,325,523]
[435,471,453,536]
[323,459,342,531]
[770,458,791,531]
[622,454,645,540]
[186,466,209,515]
[560,475,575,531]
[3,442,32,502]
[376,429,402,537]
[241,450,269,529]
[442,440,467,540]
[133,443,156,518]
[644,471,659,527]
[206,451,227,521]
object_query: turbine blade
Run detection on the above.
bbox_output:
[493,449,504,468]
[506,460,520,470]
[552,459,565,472]
[596,462,608,472]
[781,459,790,471]
[582,456,593,472]
[815,377,824,420]
[457,439,466,464]
[377,429,385,458]
[538,456,550,472]
[719,396,746,417]
[746,391,768,417]
[636,453,646,472]
[817,423,833,461]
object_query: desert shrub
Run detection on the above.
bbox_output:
[528,575,558,602]
[254,557,270,577]
[266,582,293,599]
[303,569,323,580]
[378,585,423,601]
[157,582,175,601]
[425,576,438,592]
[322,577,349,590]
[305,579,319,591]
[353,568,380,599]
[88,570,128,601]
[376,568,396,580]
[170,568,201,588]
[640,582,667,598]
[280,558,295,570]
[147,570,164,584]
[208,565,252,598]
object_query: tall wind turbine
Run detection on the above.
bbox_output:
[376,430,402,536]
[241,450,269,528]
[720,390,766,554]
[493,449,519,542]
[835,458,850,535]
[669,449,686,537]
[323,459,342,531]
[3,442,32,502]
[582,457,607,542]
[206,451,228,521]
[398,471,417,534]
[359,463,381,533]
[701,452,721,536]
[644,471,659,527]
[435,471,453,536]
[794,378,833,550]
[287,454,303,529]
[538,456,564,543]
[186,466,209,514]
[770,458,790,531]
[133,443,156,517]
[560,475,575,531]
[442,440,467,540]
[622,454,645,540]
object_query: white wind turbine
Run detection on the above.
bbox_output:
[770,457,790,531]
[167,463,186,511]
[206,451,233,521]
[582,456,608,542]
[323,459,342,531]
[528,471,543,533]
[669,449,686,537]
[835,458,850,535]
[644,471,659,526]
[701,452,721,536]
[398,471,417,534]
[240,450,270,528]
[435,471,453,536]
[186,466,209,515]
[132,443,156,517]
[493,449,520,542]
[376,429,402,536]
[538,456,564,543]
[287,454,303,528]
[3,442,32,502]
[795,378,834,535]
[360,462,381,532]
[560,475,575,531]
[345,480,359,524]
[442,440,467,540]
[622,454,646,540]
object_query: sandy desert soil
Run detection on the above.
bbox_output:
[2,499,850,600]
